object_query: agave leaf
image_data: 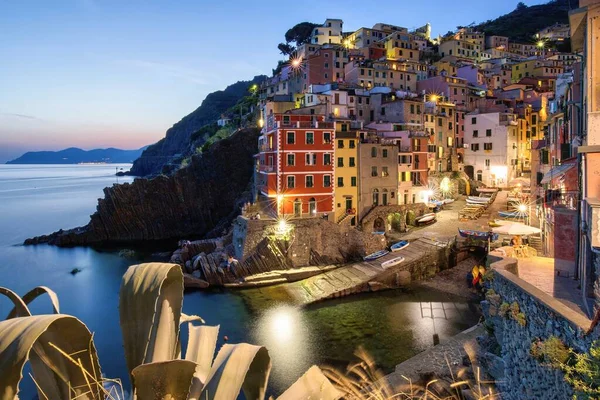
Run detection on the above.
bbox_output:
[0,315,102,400]
[0,287,31,319]
[200,343,271,400]
[6,286,60,320]
[132,359,197,400]
[119,263,184,381]
[185,324,219,398]
[277,366,344,400]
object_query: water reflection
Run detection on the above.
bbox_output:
[250,304,315,392]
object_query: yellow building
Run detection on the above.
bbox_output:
[511,60,536,83]
[334,121,360,225]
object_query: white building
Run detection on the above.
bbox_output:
[464,112,519,188]
[311,19,343,45]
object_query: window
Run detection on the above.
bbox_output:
[287,176,295,188]
[372,189,379,206]
[287,132,295,144]
[337,157,344,167]
[323,132,331,144]
[473,130,478,137]
[323,153,331,165]
[486,129,492,137]
[283,115,290,124]
[306,132,314,144]
[337,177,344,187]
[471,117,477,124]
[382,166,389,177]
[337,139,344,148]
[382,149,388,158]
[447,137,453,147]
[381,107,386,116]
[371,166,378,177]
[305,176,314,188]
[287,154,295,166]
[305,153,317,165]
[484,143,493,150]
[371,147,377,157]
[349,140,355,148]
[324,175,331,187]
[351,177,357,187]
[485,159,490,167]
[438,118,442,127]
[410,104,415,114]
[471,143,480,151]
[349,157,355,167]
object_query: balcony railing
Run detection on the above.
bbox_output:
[259,165,275,173]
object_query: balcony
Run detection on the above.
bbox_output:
[259,164,275,173]
[397,146,411,152]
[258,144,275,152]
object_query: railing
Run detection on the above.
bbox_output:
[259,165,275,172]
[258,144,275,152]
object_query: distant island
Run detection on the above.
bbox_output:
[6,146,148,164]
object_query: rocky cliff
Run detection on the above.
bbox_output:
[129,75,266,176]
[25,128,260,247]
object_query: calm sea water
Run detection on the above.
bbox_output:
[0,164,480,397]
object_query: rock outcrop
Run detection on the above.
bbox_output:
[25,128,261,247]
[129,75,266,177]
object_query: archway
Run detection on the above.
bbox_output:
[373,217,385,232]
[464,165,474,180]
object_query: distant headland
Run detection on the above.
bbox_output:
[6,146,148,164]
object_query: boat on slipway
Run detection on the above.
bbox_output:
[364,250,389,261]
[381,256,405,269]
[390,240,409,252]
[415,213,436,225]
[458,228,499,241]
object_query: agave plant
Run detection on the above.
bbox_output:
[0,262,342,400]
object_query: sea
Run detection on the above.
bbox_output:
[0,164,480,397]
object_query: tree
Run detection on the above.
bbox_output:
[516,2,527,11]
[284,22,319,46]
[277,43,295,56]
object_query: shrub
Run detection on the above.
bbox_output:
[498,302,510,318]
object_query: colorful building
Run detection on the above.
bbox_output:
[333,121,361,225]
[256,113,335,218]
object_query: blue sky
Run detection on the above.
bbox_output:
[0,0,546,162]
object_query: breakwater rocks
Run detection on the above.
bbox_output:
[25,128,260,247]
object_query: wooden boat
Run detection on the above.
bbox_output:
[381,256,405,269]
[458,228,499,241]
[390,240,409,252]
[364,250,389,261]
[442,198,455,204]
[415,213,436,225]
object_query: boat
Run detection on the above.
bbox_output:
[477,188,499,193]
[415,213,436,225]
[489,219,511,227]
[458,228,499,241]
[372,231,386,235]
[364,250,389,261]
[442,198,455,204]
[390,240,409,252]
[381,256,405,269]
[499,211,526,219]
[467,196,491,203]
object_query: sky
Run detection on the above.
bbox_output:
[0,0,547,163]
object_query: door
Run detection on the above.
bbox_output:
[294,200,302,217]
[309,198,317,215]
[345,198,353,213]
[404,193,409,204]
[382,191,388,205]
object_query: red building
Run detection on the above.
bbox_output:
[256,113,335,218]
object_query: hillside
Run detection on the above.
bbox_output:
[6,147,146,164]
[129,75,267,176]
[473,0,572,43]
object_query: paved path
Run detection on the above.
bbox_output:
[253,238,449,306]
[384,324,486,387]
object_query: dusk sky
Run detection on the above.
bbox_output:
[0,0,546,163]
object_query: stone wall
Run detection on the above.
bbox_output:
[482,257,598,400]
[360,203,428,232]
[232,216,385,267]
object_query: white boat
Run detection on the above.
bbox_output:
[442,198,455,204]
[415,213,436,224]
[381,256,405,269]
[467,196,491,202]
[477,188,499,193]
[467,197,491,204]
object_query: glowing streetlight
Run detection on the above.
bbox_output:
[537,40,545,49]
[277,219,288,234]
[258,118,264,128]
[343,39,352,48]
[518,204,527,213]
[290,57,302,69]
[430,94,438,102]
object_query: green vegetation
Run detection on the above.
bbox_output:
[563,340,600,398]
[277,21,319,55]
[473,0,570,43]
[190,123,219,143]
[530,336,570,366]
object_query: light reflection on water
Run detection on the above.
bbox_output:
[244,291,480,394]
